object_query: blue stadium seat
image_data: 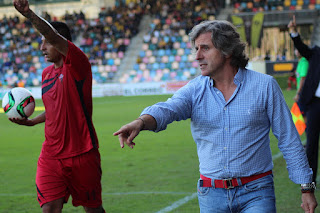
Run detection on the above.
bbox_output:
[107,59,114,66]
[158,49,165,56]
[133,64,139,70]
[92,65,99,73]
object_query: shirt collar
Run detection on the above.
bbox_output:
[234,68,244,85]
[208,68,245,87]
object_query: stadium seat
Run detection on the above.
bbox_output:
[162,56,169,63]
[142,57,149,64]
[175,55,181,62]
[92,65,98,73]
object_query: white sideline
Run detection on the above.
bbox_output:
[155,193,198,213]
[0,145,308,213]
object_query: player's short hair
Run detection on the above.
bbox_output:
[50,21,72,42]
[189,20,249,69]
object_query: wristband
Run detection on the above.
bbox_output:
[301,189,314,193]
[136,117,146,130]
[301,182,316,193]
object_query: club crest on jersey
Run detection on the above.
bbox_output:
[59,74,64,83]
[45,73,50,80]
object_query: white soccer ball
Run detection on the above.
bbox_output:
[2,87,35,119]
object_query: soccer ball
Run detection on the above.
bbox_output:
[2,87,35,119]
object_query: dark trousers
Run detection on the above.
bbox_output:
[305,97,320,183]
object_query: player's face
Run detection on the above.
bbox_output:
[40,36,62,64]
[194,32,226,78]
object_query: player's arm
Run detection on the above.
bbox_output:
[113,115,157,149]
[13,0,68,56]
[9,111,46,126]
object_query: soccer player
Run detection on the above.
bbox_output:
[10,0,105,212]
[114,20,317,212]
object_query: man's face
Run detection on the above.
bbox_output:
[40,36,62,64]
[194,32,226,78]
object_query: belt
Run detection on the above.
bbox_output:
[200,170,272,189]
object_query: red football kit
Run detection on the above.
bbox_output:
[40,41,98,159]
[36,41,102,207]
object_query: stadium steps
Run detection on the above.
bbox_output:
[74,32,83,47]
[216,5,234,20]
[113,15,153,83]
[311,15,320,47]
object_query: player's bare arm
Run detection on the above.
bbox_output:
[113,115,157,148]
[13,0,68,56]
[9,111,46,126]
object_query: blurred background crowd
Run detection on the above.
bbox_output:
[0,0,318,87]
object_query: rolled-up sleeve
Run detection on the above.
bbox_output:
[141,82,194,132]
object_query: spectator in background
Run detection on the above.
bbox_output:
[114,20,317,213]
[287,66,297,91]
[293,48,309,120]
[264,50,271,60]
[289,15,320,185]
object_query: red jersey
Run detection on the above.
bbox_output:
[40,41,99,159]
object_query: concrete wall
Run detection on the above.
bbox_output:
[247,61,266,74]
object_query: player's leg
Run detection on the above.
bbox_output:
[36,157,70,212]
[42,198,64,213]
[83,205,106,213]
[69,148,105,210]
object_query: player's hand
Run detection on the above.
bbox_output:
[113,119,143,149]
[13,0,30,15]
[288,15,297,33]
[301,192,317,213]
[9,117,34,126]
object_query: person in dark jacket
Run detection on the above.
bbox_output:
[288,15,320,186]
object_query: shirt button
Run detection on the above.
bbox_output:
[224,107,227,110]
[225,127,228,130]
[224,147,227,150]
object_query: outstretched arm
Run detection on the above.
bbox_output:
[288,15,297,34]
[113,115,157,149]
[288,15,312,59]
[13,0,68,56]
[9,111,46,126]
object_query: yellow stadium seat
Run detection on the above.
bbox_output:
[284,0,291,6]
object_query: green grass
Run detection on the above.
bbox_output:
[0,90,318,213]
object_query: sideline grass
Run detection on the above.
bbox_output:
[0,91,318,213]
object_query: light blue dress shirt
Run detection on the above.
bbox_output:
[141,68,312,184]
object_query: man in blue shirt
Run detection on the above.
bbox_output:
[114,20,317,212]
